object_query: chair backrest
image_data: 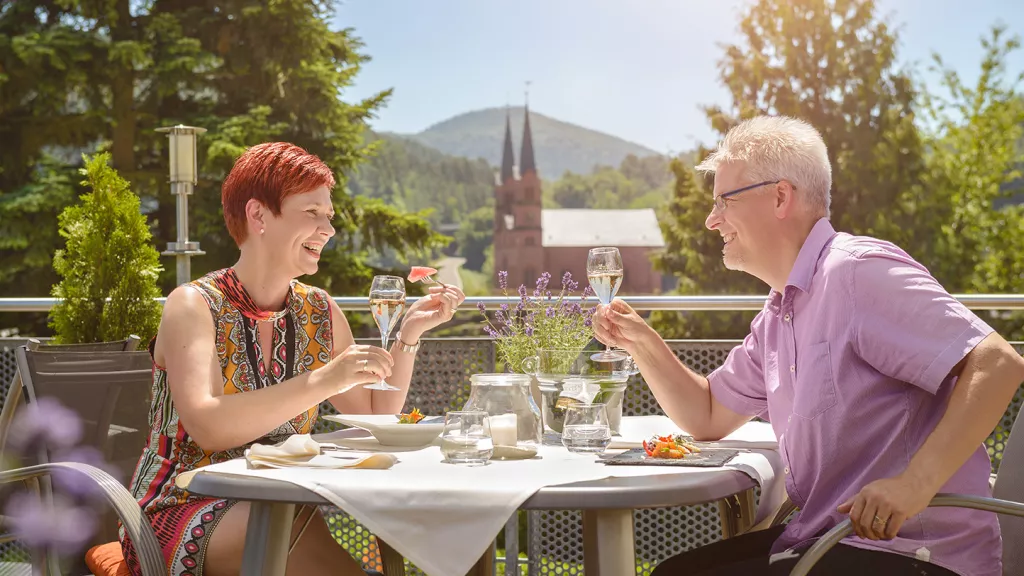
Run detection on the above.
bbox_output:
[14,348,154,483]
[27,335,141,352]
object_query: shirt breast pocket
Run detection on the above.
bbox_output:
[792,341,837,420]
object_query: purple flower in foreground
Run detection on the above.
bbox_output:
[51,446,119,503]
[8,396,83,454]
[5,491,97,555]
[518,284,528,299]
[516,301,525,312]
[562,271,572,288]
[545,307,556,318]
[485,326,499,338]
[536,272,551,293]
[525,326,534,336]
[584,317,593,327]
[477,302,487,314]
[500,303,509,312]
[582,285,594,298]
[498,271,508,290]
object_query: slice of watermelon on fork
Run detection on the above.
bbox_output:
[408,266,447,288]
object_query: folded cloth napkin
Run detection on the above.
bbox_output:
[245,434,398,469]
[608,415,777,450]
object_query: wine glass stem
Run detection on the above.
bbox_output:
[379,332,389,382]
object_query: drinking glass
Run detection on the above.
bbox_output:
[441,411,494,465]
[587,247,626,361]
[561,403,612,454]
[365,275,406,391]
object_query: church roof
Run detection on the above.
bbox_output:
[500,112,515,184]
[541,209,666,248]
[520,105,537,176]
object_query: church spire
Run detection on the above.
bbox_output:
[500,109,515,184]
[520,103,537,176]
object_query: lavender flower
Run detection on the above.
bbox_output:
[500,303,509,312]
[584,317,593,327]
[545,307,556,318]
[516,301,525,312]
[525,326,534,336]
[477,302,487,314]
[8,396,83,454]
[582,285,594,298]
[518,284,528,299]
[485,326,499,338]
[562,271,572,288]
[51,446,119,503]
[568,302,583,315]
[4,492,97,555]
[498,270,508,290]
[535,272,551,294]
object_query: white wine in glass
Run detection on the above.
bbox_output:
[365,275,406,391]
[587,247,627,362]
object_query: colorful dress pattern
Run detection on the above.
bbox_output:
[119,268,334,576]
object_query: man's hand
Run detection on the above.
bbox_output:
[592,298,654,356]
[837,474,935,540]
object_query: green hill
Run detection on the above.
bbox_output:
[400,106,661,178]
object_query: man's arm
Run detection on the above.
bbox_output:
[594,299,756,440]
[631,331,753,440]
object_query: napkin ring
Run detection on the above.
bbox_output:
[396,333,421,354]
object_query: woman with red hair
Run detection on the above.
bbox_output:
[119,142,464,576]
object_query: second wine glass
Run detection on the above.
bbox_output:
[366,275,406,391]
[587,247,626,362]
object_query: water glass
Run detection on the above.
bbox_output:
[441,411,494,465]
[561,403,612,454]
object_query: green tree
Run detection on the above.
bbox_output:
[455,205,496,272]
[902,27,1024,338]
[49,154,162,344]
[0,0,446,335]
[654,0,925,339]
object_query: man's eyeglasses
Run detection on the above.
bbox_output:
[712,180,780,212]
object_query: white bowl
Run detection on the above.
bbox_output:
[323,414,444,447]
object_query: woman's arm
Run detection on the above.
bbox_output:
[158,286,390,452]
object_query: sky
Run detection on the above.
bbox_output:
[333,0,1024,154]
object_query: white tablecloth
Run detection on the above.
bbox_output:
[199,416,782,576]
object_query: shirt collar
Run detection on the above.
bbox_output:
[785,218,837,293]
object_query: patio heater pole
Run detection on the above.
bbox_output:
[156,125,207,285]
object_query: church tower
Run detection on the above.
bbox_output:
[493,106,545,290]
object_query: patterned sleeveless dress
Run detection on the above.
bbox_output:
[119,268,334,576]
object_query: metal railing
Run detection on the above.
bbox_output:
[2,294,1024,312]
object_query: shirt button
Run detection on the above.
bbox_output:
[784,313,791,322]
[789,365,796,373]
[784,467,790,475]
[788,415,792,423]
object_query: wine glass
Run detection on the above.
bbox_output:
[587,247,627,361]
[365,275,406,391]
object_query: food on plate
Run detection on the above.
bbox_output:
[397,408,426,424]
[642,434,701,459]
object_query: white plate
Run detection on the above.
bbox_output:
[323,414,444,447]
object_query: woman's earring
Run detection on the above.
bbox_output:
[260,228,265,235]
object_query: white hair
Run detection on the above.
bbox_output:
[696,116,832,218]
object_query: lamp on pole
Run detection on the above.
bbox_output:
[156,125,207,285]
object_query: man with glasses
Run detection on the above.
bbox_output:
[594,116,1024,575]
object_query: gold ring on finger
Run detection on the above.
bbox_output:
[873,515,886,526]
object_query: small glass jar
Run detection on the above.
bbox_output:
[462,373,542,458]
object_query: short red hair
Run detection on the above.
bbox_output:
[221,142,336,245]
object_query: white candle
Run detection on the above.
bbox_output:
[489,414,518,447]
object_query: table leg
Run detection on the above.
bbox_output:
[241,501,295,576]
[465,540,495,576]
[717,488,757,538]
[582,509,635,576]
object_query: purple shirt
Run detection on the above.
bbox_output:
[708,218,1001,576]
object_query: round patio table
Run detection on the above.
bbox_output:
[182,465,757,576]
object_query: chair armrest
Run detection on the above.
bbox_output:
[789,494,1024,576]
[0,462,165,576]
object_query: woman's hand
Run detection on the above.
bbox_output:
[323,344,394,393]
[401,285,466,340]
